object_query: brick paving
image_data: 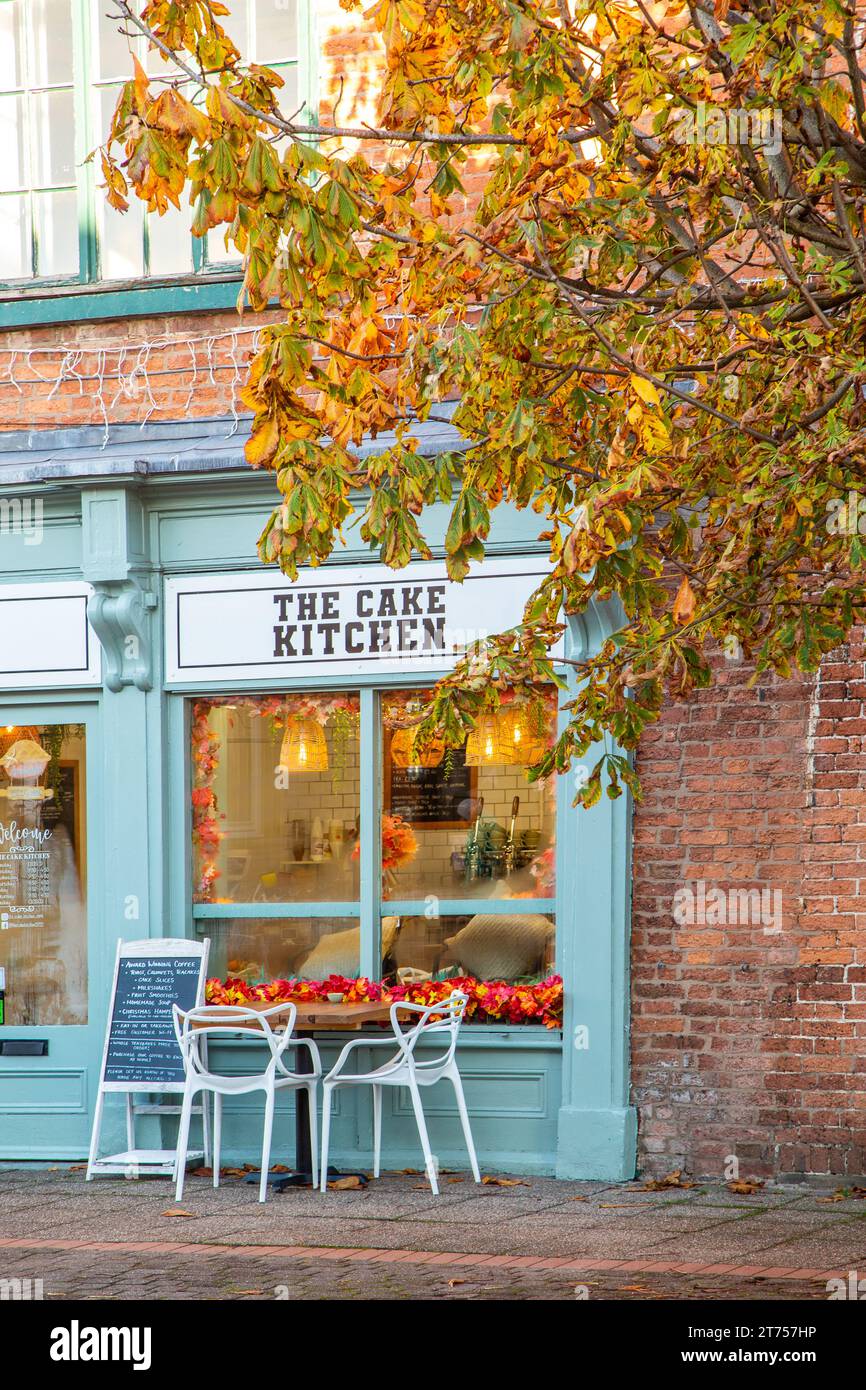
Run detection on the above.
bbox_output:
[0,1243,836,1301]
[2,1167,866,1300]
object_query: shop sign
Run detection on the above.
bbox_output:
[164,557,555,683]
[0,582,100,688]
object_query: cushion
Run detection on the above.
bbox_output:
[444,913,554,981]
[297,916,400,980]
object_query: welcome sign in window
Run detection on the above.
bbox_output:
[0,723,87,1025]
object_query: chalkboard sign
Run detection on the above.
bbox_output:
[104,955,202,1085]
[384,742,477,829]
[86,937,211,1180]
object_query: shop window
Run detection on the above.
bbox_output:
[201,915,361,986]
[381,689,556,905]
[0,722,87,1024]
[389,912,556,985]
[190,687,558,1021]
[191,694,360,904]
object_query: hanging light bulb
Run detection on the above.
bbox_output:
[279,716,329,773]
[464,713,507,766]
[390,727,445,769]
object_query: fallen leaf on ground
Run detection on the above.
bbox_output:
[234,1289,264,1296]
[399,1168,421,1175]
[160,1208,194,1218]
[242,1164,259,1172]
[481,1176,529,1187]
[819,1186,866,1202]
[639,1169,697,1191]
[68,1164,88,1172]
[269,1164,291,1174]
[447,1278,467,1287]
[330,1175,363,1190]
[446,1177,464,1184]
[727,1179,765,1194]
[570,1195,589,1202]
[221,1167,250,1178]
[617,1284,646,1292]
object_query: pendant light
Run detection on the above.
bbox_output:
[390,727,445,769]
[499,706,547,765]
[464,713,507,766]
[279,716,329,773]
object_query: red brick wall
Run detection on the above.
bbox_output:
[632,637,866,1180]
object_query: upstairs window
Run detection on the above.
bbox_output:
[0,0,312,288]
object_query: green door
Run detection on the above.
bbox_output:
[0,701,103,1159]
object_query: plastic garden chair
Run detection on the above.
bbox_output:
[172,1002,321,1203]
[320,990,481,1195]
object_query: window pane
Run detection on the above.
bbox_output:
[34,188,78,274]
[205,224,241,266]
[253,0,298,61]
[191,695,361,905]
[271,62,299,117]
[146,203,193,275]
[28,0,74,87]
[203,915,360,984]
[95,83,143,277]
[390,911,556,988]
[380,691,557,903]
[30,88,76,186]
[94,2,136,80]
[0,1,24,91]
[99,195,144,280]
[0,193,30,277]
[222,0,250,52]
[0,722,87,1025]
[0,94,27,192]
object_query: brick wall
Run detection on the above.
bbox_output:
[632,637,866,1180]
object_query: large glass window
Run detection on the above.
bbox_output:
[0,722,87,1025]
[0,0,311,287]
[191,687,558,1014]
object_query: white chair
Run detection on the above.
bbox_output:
[172,1003,322,1203]
[320,990,481,1195]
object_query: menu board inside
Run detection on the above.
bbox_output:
[384,743,476,829]
[0,724,87,1025]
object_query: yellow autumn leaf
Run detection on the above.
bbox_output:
[631,374,661,406]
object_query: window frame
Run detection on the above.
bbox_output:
[184,681,559,986]
[0,0,317,304]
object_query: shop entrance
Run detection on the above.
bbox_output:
[0,702,102,1158]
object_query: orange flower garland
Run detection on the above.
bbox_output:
[205,973,563,1028]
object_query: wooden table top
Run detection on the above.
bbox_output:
[197,999,401,1031]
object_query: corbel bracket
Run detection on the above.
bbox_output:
[87,580,157,693]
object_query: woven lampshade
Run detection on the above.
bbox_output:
[499,706,547,765]
[390,727,445,769]
[464,713,508,766]
[279,717,329,773]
